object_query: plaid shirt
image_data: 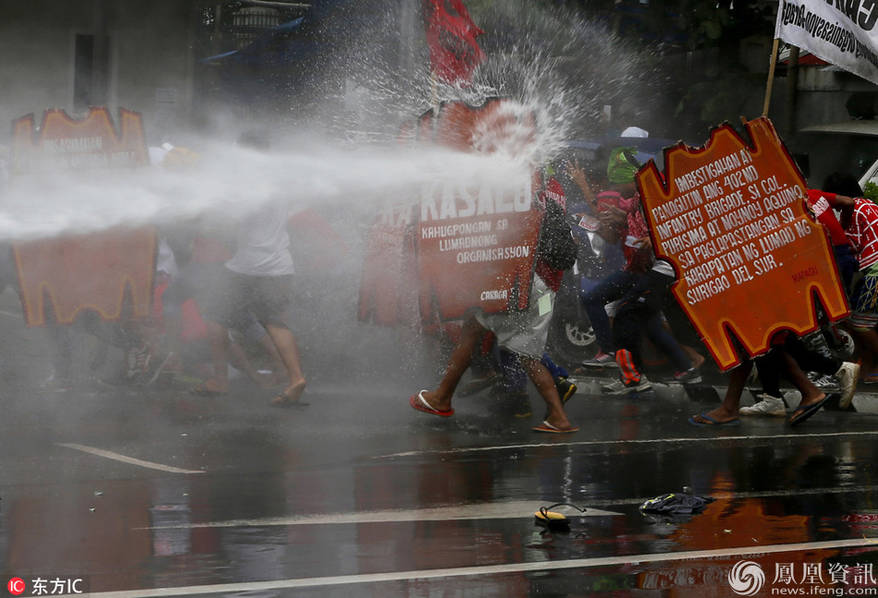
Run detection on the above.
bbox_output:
[847,198,878,270]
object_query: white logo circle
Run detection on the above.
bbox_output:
[728,560,765,596]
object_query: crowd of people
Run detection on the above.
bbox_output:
[0,133,309,407]
[411,128,876,433]
[4,124,878,431]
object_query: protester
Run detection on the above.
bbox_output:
[410,179,579,433]
[568,149,699,388]
[822,173,878,395]
[689,336,836,426]
[601,257,702,394]
[569,147,648,369]
[198,131,306,406]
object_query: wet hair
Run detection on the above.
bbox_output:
[822,172,863,197]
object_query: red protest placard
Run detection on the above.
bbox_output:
[11,107,156,326]
[637,117,849,370]
[357,201,419,326]
[415,99,541,323]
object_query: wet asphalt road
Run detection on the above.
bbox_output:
[3,366,878,597]
[1,294,878,596]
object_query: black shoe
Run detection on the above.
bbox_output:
[510,392,532,418]
[555,377,577,404]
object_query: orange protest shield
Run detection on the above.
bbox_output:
[11,107,156,326]
[638,117,849,371]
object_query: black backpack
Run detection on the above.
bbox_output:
[536,200,577,271]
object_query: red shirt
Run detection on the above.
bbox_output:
[535,176,567,292]
[806,189,849,247]
[846,198,878,270]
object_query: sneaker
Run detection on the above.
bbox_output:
[835,361,861,409]
[602,376,652,395]
[739,394,786,416]
[555,377,577,404]
[807,371,840,392]
[672,368,702,385]
[582,351,617,369]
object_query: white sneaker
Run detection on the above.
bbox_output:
[836,361,861,409]
[739,394,786,416]
[601,378,625,393]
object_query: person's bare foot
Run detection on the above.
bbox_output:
[271,379,306,406]
[533,418,579,433]
[689,407,738,425]
[420,390,452,412]
[797,392,826,409]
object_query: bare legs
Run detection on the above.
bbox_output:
[418,316,575,430]
[202,320,305,404]
[266,323,306,404]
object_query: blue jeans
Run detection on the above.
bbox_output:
[582,269,639,353]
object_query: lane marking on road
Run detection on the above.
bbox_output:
[55,537,878,597]
[0,309,21,319]
[57,443,205,475]
[138,500,622,530]
[374,430,878,459]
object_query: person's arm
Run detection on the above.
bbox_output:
[596,205,626,243]
[824,192,855,209]
[823,193,856,229]
[565,159,597,209]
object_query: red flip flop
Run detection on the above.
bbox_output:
[409,390,454,417]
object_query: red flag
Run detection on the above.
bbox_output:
[424,0,484,85]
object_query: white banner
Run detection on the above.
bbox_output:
[775,0,878,85]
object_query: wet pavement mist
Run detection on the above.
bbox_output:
[2,290,878,598]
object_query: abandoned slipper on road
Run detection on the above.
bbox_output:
[789,393,836,426]
[688,413,740,427]
[409,390,454,417]
[532,420,579,434]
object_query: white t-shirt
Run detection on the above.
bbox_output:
[225,202,295,277]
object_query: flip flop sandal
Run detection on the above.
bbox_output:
[687,413,740,427]
[409,390,454,417]
[789,393,836,426]
[532,420,579,434]
[534,503,587,530]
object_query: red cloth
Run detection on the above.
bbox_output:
[595,190,623,213]
[424,0,484,84]
[619,197,652,272]
[180,298,208,343]
[846,197,878,270]
[806,189,849,247]
[534,176,567,292]
[539,177,566,210]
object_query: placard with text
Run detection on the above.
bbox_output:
[415,99,541,323]
[637,117,849,370]
[11,107,156,326]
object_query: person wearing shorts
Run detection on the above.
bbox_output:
[196,131,306,405]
